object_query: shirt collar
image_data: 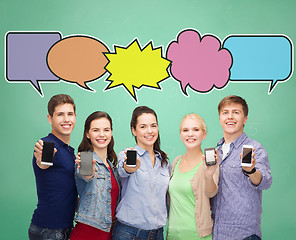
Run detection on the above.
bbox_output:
[134,145,161,159]
[217,132,248,149]
[92,151,113,167]
[48,133,74,151]
[93,151,103,163]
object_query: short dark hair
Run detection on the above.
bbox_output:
[47,94,76,116]
[218,95,248,116]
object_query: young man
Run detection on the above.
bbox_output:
[211,95,272,240]
[28,94,78,240]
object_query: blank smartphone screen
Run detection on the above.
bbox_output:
[242,148,252,164]
[80,152,93,176]
[41,141,54,164]
[126,150,137,165]
[205,149,215,163]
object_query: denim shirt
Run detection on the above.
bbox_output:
[74,152,121,232]
[116,145,171,230]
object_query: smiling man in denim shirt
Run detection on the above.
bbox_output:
[211,95,272,240]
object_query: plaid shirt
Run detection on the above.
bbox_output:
[211,133,272,240]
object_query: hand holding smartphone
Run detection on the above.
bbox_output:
[79,152,94,176]
[241,145,253,167]
[204,147,216,166]
[126,149,137,167]
[41,141,55,166]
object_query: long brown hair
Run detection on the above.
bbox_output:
[78,111,117,166]
[130,106,168,167]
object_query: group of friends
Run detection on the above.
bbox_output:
[28,94,272,240]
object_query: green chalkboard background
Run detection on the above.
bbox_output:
[0,0,295,239]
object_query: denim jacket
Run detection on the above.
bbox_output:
[74,152,121,232]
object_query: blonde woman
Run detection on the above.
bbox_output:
[167,114,219,240]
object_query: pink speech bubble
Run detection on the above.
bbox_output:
[167,29,232,95]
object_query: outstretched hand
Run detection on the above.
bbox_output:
[75,152,96,179]
[34,140,57,169]
[240,148,256,172]
[123,149,141,173]
[203,149,219,179]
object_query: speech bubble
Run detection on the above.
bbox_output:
[166,29,232,95]
[104,39,170,102]
[47,35,109,90]
[5,32,61,96]
[223,35,293,94]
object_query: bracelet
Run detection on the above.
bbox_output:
[242,167,256,176]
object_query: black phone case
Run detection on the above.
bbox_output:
[126,150,137,166]
[41,141,55,164]
[80,151,93,176]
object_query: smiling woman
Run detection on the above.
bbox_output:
[166,113,219,240]
[86,118,113,154]
[131,113,159,162]
[70,111,121,240]
[112,106,170,240]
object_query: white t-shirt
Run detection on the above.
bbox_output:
[222,143,230,159]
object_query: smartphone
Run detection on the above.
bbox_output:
[41,141,55,166]
[204,147,216,166]
[126,149,137,167]
[241,145,253,167]
[79,151,93,176]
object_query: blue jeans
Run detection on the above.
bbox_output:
[28,223,72,240]
[112,221,164,240]
[243,235,261,240]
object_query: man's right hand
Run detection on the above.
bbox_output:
[34,140,57,169]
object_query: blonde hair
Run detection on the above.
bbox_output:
[180,113,207,133]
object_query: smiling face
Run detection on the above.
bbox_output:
[180,116,206,150]
[48,103,76,143]
[86,118,112,152]
[132,113,159,150]
[219,103,248,142]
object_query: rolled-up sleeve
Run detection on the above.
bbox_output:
[205,167,219,198]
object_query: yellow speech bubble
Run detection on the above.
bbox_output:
[104,39,171,102]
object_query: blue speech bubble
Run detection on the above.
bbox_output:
[5,32,62,96]
[223,35,293,94]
